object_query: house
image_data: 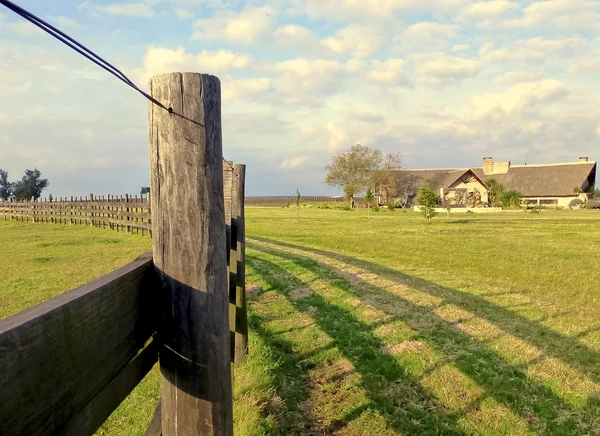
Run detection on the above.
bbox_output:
[383,157,597,208]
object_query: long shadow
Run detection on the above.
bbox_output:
[250,236,600,385]
[243,312,323,435]
[249,242,590,434]
[248,256,468,434]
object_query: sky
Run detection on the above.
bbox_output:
[0,0,599,197]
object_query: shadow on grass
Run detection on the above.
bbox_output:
[249,240,593,434]
[250,236,600,385]
[248,255,467,435]
[244,312,324,435]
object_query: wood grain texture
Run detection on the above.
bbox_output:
[0,252,158,436]
[149,72,233,436]
[232,164,248,364]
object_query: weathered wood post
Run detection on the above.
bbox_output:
[149,73,233,435]
[232,164,247,364]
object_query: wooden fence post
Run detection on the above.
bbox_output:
[232,164,247,364]
[149,73,233,436]
[222,163,235,365]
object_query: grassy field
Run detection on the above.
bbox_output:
[2,208,600,435]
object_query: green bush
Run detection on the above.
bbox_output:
[529,205,543,214]
[500,190,522,209]
[385,200,396,211]
[585,199,600,209]
[372,206,380,212]
[343,206,353,211]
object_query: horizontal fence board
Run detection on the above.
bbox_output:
[63,340,158,436]
[0,251,158,436]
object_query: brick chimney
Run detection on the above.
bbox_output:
[482,157,511,175]
[483,157,494,175]
[579,157,589,162]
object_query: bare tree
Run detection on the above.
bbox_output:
[371,153,403,204]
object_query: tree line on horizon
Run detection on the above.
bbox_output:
[0,168,49,201]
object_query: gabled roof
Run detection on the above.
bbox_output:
[402,161,597,197]
[401,168,486,192]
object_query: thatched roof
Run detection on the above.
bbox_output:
[403,161,597,197]
[402,169,460,191]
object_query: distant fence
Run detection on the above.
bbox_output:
[1,194,151,235]
[246,195,346,206]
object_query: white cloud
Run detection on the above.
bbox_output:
[469,79,569,119]
[458,0,519,20]
[300,0,469,20]
[345,58,366,73]
[48,16,82,29]
[81,2,156,18]
[222,77,270,102]
[280,156,309,168]
[174,8,194,20]
[344,111,384,123]
[274,24,314,42]
[452,44,470,53]
[404,22,459,40]
[138,46,252,84]
[273,24,323,52]
[192,6,275,45]
[367,59,405,85]
[412,52,480,83]
[321,24,384,58]
[501,0,600,29]
[568,50,600,73]
[326,123,349,149]
[480,37,588,63]
[494,71,545,85]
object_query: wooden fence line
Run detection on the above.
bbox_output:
[0,194,152,235]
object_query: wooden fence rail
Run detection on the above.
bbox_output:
[0,194,152,235]
[0,73,245,436]
[0,252,158,436]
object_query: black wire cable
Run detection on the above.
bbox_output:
[0,0,174,113]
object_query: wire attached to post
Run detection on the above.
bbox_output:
[0,0,203,122]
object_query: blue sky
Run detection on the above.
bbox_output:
[1,0,599,197]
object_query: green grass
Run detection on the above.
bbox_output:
[237,207,600,435]
[2,208,600,434]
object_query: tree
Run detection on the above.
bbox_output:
[0,169,11,201]
[364,187,375,219]
[12,168,49,200]
[416,185,439,223]
[395,172,418,208]
[325,144,383,205]
[371,152,403,203]
[487,178,506,207]
[296,188,301,218]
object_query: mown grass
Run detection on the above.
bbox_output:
[2,208,600,434]
[235,207,600,435]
